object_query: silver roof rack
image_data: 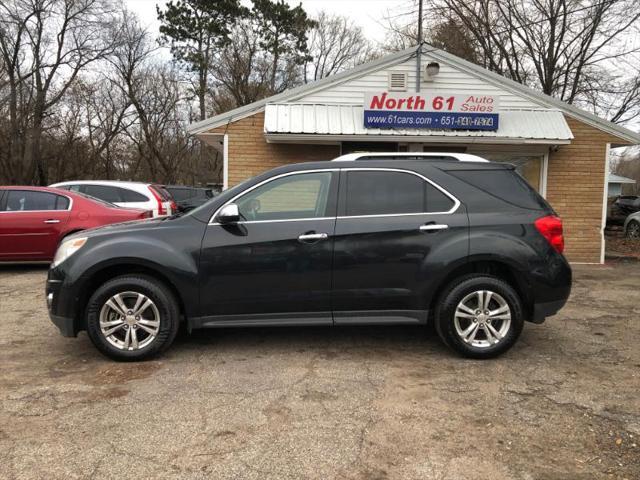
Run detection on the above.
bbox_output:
[332,152,489,163]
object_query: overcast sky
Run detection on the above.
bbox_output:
[123,0,412,40]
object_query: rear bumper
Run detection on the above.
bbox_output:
[527,253,572,324]
[531,298,568,324]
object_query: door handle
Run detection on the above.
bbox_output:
[298,232,328,243]
[44,219,61,224]
[419,223,448,232]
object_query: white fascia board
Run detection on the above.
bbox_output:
[264,133,572,145]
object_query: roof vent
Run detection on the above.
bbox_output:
[388,72,408,91]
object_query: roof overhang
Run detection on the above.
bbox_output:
[608,174,637,184]
[263,104,573,145]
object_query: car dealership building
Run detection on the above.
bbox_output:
[188,45,640,263]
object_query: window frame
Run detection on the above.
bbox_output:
[0,189,73,213]
[209,167,459,225]
[209,169,339,225]
[338,168,460,218]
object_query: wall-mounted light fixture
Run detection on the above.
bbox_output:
[424,62,440,82]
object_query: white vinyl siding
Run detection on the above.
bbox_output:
[296,55,541,110]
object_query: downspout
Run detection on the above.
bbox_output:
[416,0,423,92]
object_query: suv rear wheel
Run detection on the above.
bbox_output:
[435,275,524,359]
[86,275,180,361]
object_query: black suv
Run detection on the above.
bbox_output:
[47,154,571,361]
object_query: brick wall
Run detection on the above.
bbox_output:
[209,111,629,264]
[546,116,628,263]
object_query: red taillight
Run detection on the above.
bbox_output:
[534,215,564,254]
[149,186,165,215]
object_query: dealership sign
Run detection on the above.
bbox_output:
[363,91,500,131]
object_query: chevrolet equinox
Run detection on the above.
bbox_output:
[47,153,572,361]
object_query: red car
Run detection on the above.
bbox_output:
[0,186,151,262]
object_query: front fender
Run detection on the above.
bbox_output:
[56,219,205,321]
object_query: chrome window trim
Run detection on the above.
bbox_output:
[0,189,74,213]
[341,167,460,216]
[208,166,460,225]
[210,217,334,226]
[209,169,339,224]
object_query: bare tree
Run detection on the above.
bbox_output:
[209,16,308,112]
[77,77,135,179]
[0,0,119,185]
[111,14,196,184]
[407,0,640,122]
[305,12,377,83]
[209,20,273,110]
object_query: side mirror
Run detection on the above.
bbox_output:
[217,203,240,223]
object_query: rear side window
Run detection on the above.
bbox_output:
[346,171,424,216]
[2,190,69,211]
[83,185,122,203]
[120,188,149,202]
[449,169,548,210]
[345,171,455,216]
[426,183,455,212]
[82,185,148,203]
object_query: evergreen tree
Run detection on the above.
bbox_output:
[251,0,316,91]
[157,0,247,121]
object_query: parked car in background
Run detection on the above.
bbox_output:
[0,186,151,262]
[624,211,640,238]
[46,153,571,361]
[50,181,177,217]
[613,195,640,217]
[163,185,214,212]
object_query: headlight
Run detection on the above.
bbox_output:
[52,237,88,268]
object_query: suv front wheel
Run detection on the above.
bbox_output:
[86,275,180,361]
[435,275,524,359]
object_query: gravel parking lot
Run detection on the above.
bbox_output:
[1,263,639,480]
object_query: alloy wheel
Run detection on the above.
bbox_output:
[99,291,160,351]
[453,290,512,348]
[627,221,640,239]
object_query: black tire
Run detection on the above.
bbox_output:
[85,275,180,361]
[626,220,640,239]
[434,274,524,359]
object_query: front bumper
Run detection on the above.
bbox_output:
[49,312,77,337]
[46,270,80,337]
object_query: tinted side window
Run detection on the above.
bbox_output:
[83,185,122,203]
[55,195,70,210]
[346,171,424,216]
[119,188,149,202]
[449,169,548,210]
[3,190,67,211]
[426,183,455,212]
[168,188,190,201]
